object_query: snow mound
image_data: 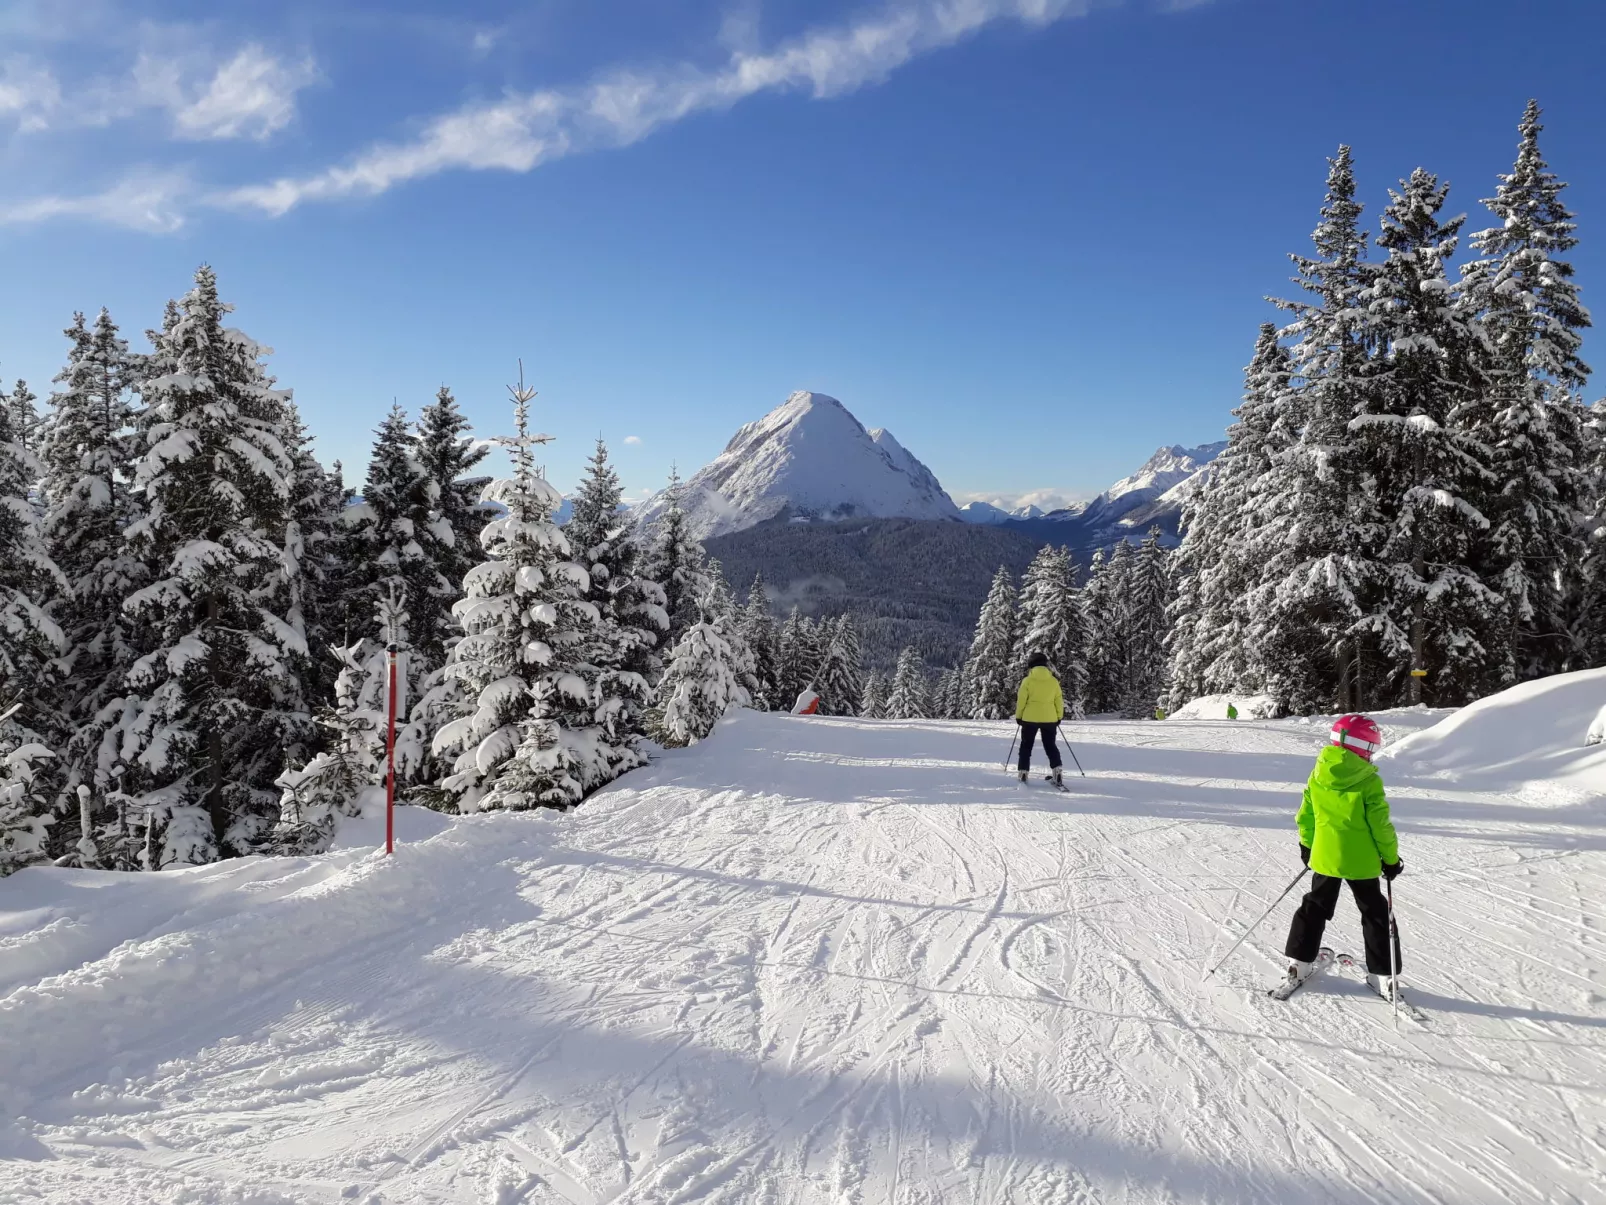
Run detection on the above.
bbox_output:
[1379,668,1606,806]
[1169,692,1276,721]
[635,391,960,539]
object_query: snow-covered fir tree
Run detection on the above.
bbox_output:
[566,438,665,746]
[1082,546,1130,714]
[348,403,457,671]
[0,706,56,877]
[815,615,864,716]
[118,265,313,866]
[1016,545,1088,718]
[932,666,963,719]
[738,574,782,710]
[777,608,815,707]
[652,620,747,746]
[282,402,351,707]
[1357,167,1502,705]
[859,670,886,719]
[644,467,710,646]
[1459,100,1592,683]
[701,561,761,706]
[885,646,929,720]
[965,566,1018,719]
[416,385,490,589]
[6,379,41,454]
[1121,529,1171,717]
[38,309,144,861]
[432,373,614,810]
[1166,324,1296,709]
[1250,146,1376,713]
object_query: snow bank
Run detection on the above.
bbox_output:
[1379,667,1606,806]
[1169,692,1276,720]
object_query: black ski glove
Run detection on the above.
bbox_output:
[1299,844,1310,867]
[1381,859,1403,881]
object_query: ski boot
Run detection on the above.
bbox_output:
[1051,766,1064,787]
[1017,769,1028,784]
[1366,973,1397,1002]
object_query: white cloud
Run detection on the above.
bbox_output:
[218,0,1104,217]
[0,168,190,233]
[956,487,1093,514]
[623,435,643,445]
[165,45,318,141]
[0,57,61,132]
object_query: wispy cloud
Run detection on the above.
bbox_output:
[623,435,644,445]
[0,168,190,233]
[218,0,1104,218]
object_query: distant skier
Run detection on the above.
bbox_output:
[1281,714,1404,998]
[1014,652,1064,785]
[1226,702,1239,720]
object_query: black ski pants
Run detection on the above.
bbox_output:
[1017,721,1062,771]
[1285,873,1401,975]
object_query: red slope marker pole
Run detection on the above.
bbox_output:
[385,643,398,856]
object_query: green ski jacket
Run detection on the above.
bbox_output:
[1296,745,1400,880]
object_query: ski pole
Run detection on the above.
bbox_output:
[1204,867,1309,979]
[1387,877,1401,1031]
[1003,725,1018,772]
[1055,724,1087,777]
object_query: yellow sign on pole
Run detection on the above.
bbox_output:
[1410,669,1428,678]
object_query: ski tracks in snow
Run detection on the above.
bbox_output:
[2,711,1604,1203]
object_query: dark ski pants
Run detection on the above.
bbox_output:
[1017,721,1063,771]
[1285,873,1401,975]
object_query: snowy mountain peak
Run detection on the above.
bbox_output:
[1104,442,1229,504]
[639,391,960,539]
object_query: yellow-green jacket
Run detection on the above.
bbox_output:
[1297,746,1400,879]
[1015,666,1064,724]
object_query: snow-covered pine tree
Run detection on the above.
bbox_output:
[1121,529,1171,717]
[816,614,865,716]
[701,559,760,707]
[416,385,490,588]
[432,372,609,810]
[281,401,351,712]
[1459,100,1592,683]
[644,467,709,645]
[1017,545,1088,718]
[1358,168,1502,706]
[567,438,665,745]
[1166,324,1296,709]
[1082,545,1133,714]
[0,707,55,877]
[118,265,313,865]
[1252,146,1376,713]
[348,403,457,671]
[966,565,1018,719]
[859,670,886,719]
[738,574,781,710]
[1579,399,1606,668]
[652,619,747,747]
[885,646,929,720]
[777,607,813,707]
[38,309,144,862]
[6,379,40,454]
[932,666,962,719]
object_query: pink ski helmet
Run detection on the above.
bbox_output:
[1331,714,1382,760]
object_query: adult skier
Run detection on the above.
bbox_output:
[1015,652,1064,785]
[1281,714,1404,998]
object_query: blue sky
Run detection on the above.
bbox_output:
[2,0,1603,509]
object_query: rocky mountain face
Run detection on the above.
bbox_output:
[635,391,959,539]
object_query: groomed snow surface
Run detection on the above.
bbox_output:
[4,674,1606,1204]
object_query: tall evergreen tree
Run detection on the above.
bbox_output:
[432,374,611,810]
[39,310,143,851]
[965,565,1018,719]
[738,574,781,710]
[1460,100,1592,682]
[1167,324,1296,708]
[859,670,887,719]
[567,438,665,746]
[816,614,865,716]
[885,646,929,720]
[416,385,490,587]
[1083,546,1133,714]
[6,379,40,454]
[348,403,457,671]
[118,266,312,865]
[644,467,709,645]
[1017,545,1088,718]
[1359,168,1502,705]
[1121,529,1171,717]
[1251,146,1376,713]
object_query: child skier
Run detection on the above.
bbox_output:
[1282,714,1405,998]
[1015,652,1065,785]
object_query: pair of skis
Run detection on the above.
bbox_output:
[1268,946,1426,1022]
[1017,772,1070,793]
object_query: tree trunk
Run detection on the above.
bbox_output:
[206,592,227,849]
[1410,554,1427,707]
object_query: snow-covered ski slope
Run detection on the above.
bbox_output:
[5,679,1606,1204]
